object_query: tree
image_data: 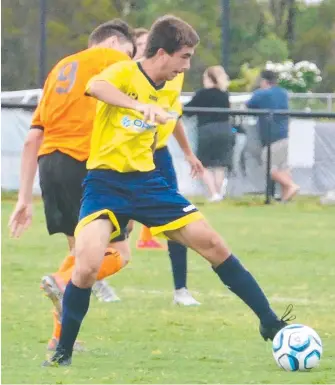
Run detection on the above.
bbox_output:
[251,34,289,66]
[1,0,334,92]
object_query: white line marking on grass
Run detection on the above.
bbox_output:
[118,287,330,305]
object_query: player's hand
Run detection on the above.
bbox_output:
[136,104,172,125]
[185,153,204,178]
[8,200,33,238]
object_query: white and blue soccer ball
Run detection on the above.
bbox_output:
[272,324,322,371]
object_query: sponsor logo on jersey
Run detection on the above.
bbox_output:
[121,116,156,132]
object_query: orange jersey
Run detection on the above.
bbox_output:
[32,47,130,161]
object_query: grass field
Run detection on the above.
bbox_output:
[2,196,335,384]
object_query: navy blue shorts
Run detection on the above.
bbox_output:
[154,146,178,191]
[76,168,202,240]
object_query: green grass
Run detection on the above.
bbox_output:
[2,197,335,384]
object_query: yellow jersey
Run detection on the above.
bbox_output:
[156,74,184,149]
[86,61,183,172]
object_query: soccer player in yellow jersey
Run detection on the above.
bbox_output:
[132,27,201,305]
[46,15,294,367]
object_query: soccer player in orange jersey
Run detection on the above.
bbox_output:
[9,19,136,351]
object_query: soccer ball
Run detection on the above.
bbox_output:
[272,324,322,371]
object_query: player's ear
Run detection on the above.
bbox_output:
[103,35,118,49]
[156,48,169,58]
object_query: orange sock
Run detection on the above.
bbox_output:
[96,248,123,280]
[57,255,75,273]
[139,226,153,241]
[55,247,123,285]
[51,310,61,339]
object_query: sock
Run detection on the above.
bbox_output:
[213,254,278,325]
[168,241,187,290]
[96,248,123,280]
[138,226,153,241]
[51,310,61,339]
[57,255,75,273]
[57,248,123,285]
[58,280,91,355]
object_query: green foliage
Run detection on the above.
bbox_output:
[251,34,289,67]
[1,0,335,92]
[229,64,261,92]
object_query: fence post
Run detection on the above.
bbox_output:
[265,112,273,204]
[327,94,332,113]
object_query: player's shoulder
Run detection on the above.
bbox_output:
[54,48,129,70]
[55,49,88,66]
[85,47,130,63]
[102,60,137,76]
[111,60,138,71]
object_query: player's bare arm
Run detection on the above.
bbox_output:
[9,128,44,238]
[88,80,172,125]
[173,119,204,178]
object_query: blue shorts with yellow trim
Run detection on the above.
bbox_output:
[76,169,203,240]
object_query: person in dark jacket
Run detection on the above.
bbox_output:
[185,65,233,202]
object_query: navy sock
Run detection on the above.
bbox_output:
[213,254,278,325]
[168,241,187,290]
[58,280,91,354]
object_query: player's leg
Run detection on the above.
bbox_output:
[38,152,120,351]
[43,218,113,366]
[137,177,292,341]
[45,229,132,314]
[165,219,293,340]
[40,151,118,304]
[38,152,86,349]
[92,231,132,302]
[45,169,131,365]
[154,146,199,305]
[58,237,76,271]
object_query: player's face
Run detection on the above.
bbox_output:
[163,46,195,81]
[134,33,148,60]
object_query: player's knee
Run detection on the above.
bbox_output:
[73,263,99,287]
[74,244,104,287]
[203,231,230,263]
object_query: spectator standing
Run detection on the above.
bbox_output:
[185,66,233,202]
[247,70,299,201]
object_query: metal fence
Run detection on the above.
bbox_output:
[2,90,335,112]
[2,102,335,204]
[183,106,335,203]
[181,92,335,112]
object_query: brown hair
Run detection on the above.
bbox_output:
[145,15,199,58]
[134,27,149,40]
[88,19,137,57]
[204,66,230,91]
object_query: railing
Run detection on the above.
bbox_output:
[182,92,335,112]
[2,102,335,203]
[2,90,335,111]
[183,106,335,204]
